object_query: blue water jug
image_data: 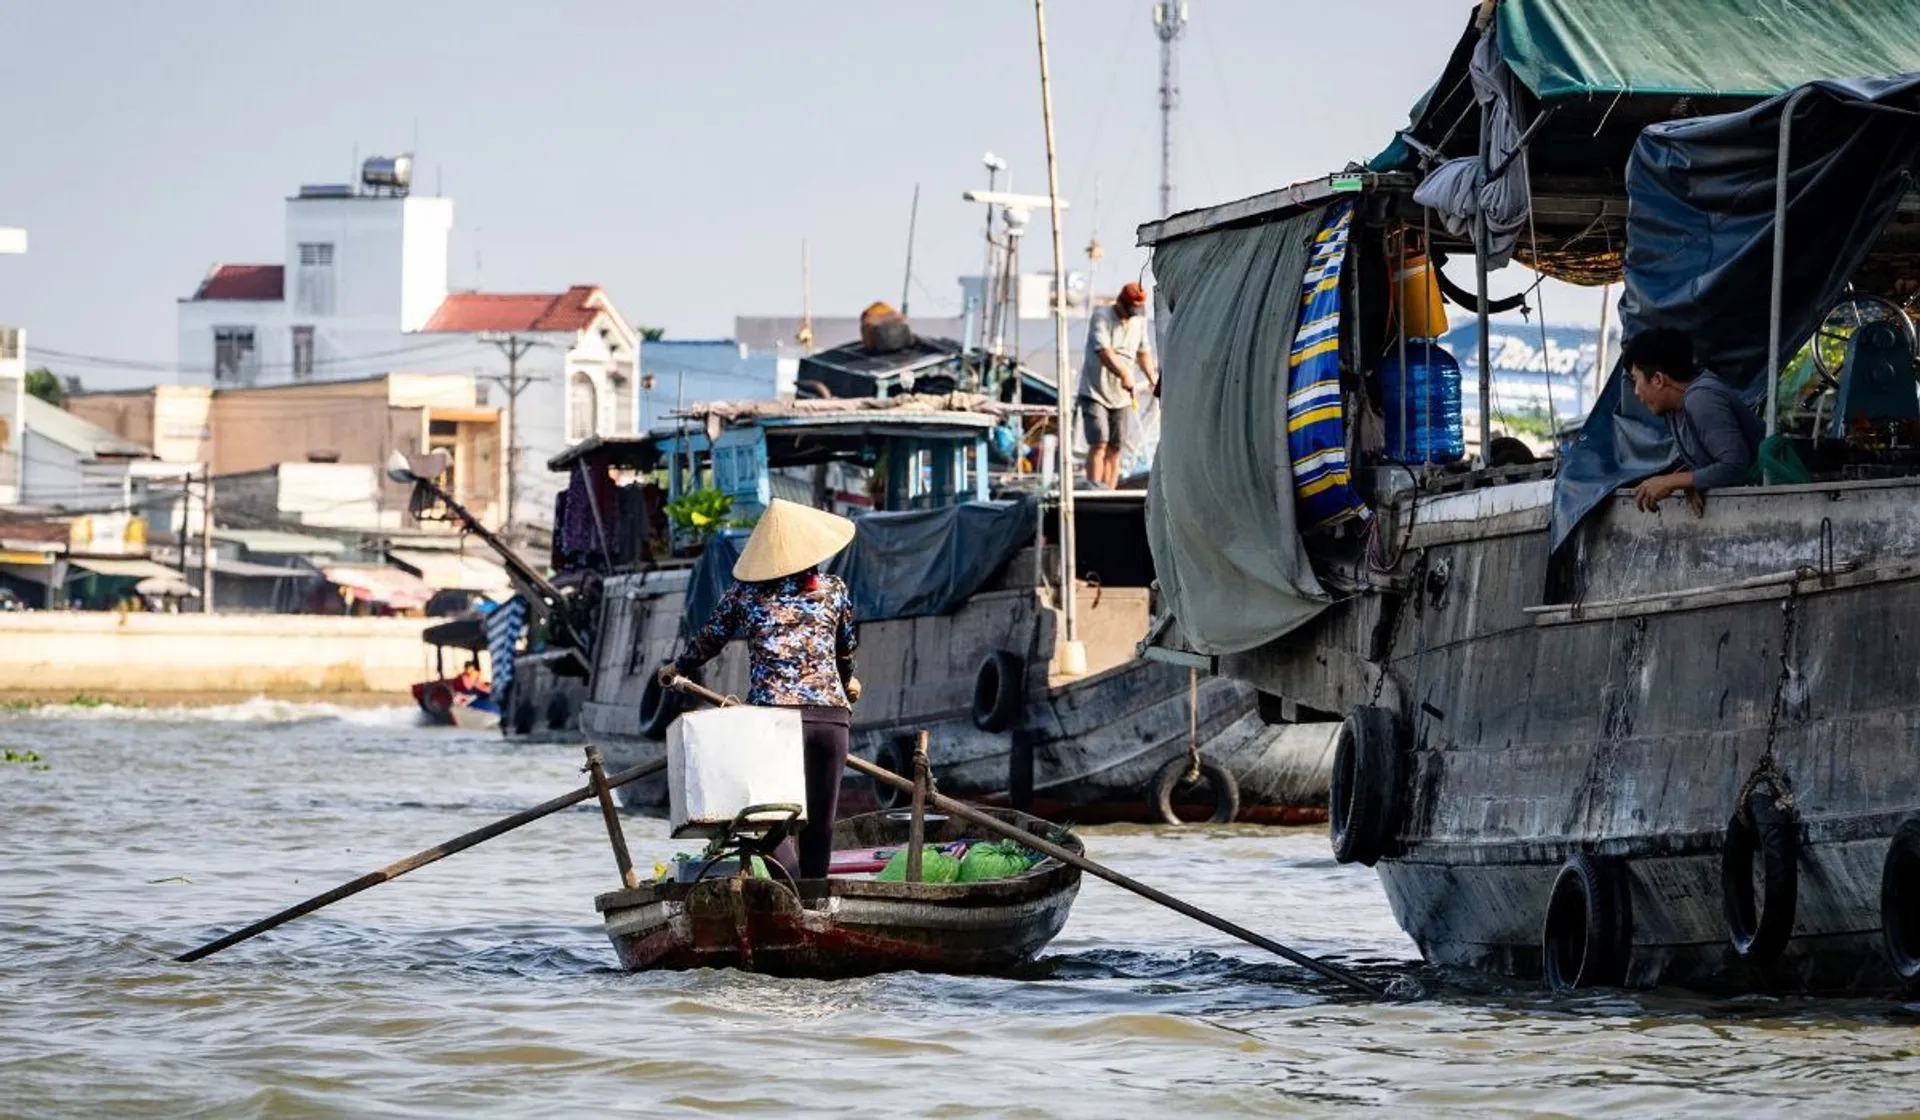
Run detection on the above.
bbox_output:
[1378,340,1465,464]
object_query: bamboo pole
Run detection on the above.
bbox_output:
[1034,0,1081,669]
[585,745,640,889]
[907,730,930,882]
[176,756,668,963]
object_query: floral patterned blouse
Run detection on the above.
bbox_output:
[674,572,858,708]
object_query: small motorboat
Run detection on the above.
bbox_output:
[413,617,498,727]
[595,807,1082,977]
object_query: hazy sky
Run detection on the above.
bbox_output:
[0,0,1604,389]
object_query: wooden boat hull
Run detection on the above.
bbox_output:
[581,560,1333,825]
[1218,477,1920,993]
[447,701,500,731]
[596,809,1082,977]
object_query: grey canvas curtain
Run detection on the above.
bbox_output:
[1147,209,1331,655]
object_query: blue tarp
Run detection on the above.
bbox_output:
[1550,75,1920,548]
[680,497,1038,636]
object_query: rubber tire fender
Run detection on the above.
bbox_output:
[1722,789,1799,964]
[638,671,684,742]
[1329,706,1404,867]
[1542,851,1633,990]
[545,691,573,731]
[1151,755,1241,825]
[508,685,536,736]
[1879,816,1920,985]
[422,683,456,719]
[971,650,1026,733]
[871,737,914,811]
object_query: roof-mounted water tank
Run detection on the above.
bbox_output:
[361,155,412,196]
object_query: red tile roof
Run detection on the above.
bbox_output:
[193,264,285,301]
[421,285,605,333]
[0,518,73,543]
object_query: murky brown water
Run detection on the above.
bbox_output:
[4,702,1919,1116]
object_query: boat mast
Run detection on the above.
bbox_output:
[1034,0,1082,671]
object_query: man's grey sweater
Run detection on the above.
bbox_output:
[1669,373,1764,491]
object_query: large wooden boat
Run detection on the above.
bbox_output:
[595,808,1081,976]
[1133,5,1920,994]
[564,401,1336,825]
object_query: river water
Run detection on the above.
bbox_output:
[3,703,1918,1117]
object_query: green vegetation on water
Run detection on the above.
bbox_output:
[0,694,137,711]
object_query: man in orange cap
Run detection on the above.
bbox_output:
[1077,281,1158,488]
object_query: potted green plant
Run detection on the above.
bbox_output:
[664,488,736,556]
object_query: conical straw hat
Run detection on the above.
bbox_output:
[732,499,857,582]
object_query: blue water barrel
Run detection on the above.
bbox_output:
[1379,341,1465,464]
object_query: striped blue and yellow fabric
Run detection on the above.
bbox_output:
[1286,202,1369,531]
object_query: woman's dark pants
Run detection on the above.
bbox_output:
[771,706,851,880]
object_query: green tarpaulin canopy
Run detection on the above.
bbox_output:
[1377,0,1920,171]
[1506,0,1920,99]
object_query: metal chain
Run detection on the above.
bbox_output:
[1185,666,1202,784]
[1370,585,1412,706]
[1739,575,1804,819]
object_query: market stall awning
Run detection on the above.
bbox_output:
[213,556,313,579]
[386,549,512,593]
[321,564,434,610]
[136,575,198,598]
[67,557,186,581]
[214,528,348,558]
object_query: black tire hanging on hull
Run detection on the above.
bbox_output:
[638,672,685,742]
[871,737,914,811]
[1542,852,1633,990]
[971,650,1026,733]
[1880,817,1920,986]
[1151,755,1240,825]
[509,685,536,736]
[1329,706,1403,866]
[1722,788,1799,965]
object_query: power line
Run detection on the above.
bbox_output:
[30,336,488,378]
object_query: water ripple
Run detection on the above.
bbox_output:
[4,715,1918,1116]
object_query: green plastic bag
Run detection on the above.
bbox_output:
[956,839,1038,883]
[876,846,961,883]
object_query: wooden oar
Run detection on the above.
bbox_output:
[664,676,1382,996]
[175,756,668,963]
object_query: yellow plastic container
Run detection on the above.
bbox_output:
[1397,255,1450,340]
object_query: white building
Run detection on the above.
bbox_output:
[0,225,25,507]
[174,161,639,530]
[0,326,22,508]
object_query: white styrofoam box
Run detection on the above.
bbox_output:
[666,705,808,839]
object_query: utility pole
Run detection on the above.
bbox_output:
[485,334,537,539]
[976,154,1005,363]
[199,465,214,612]
[798,241,814,355]
[1153,1,1189,219]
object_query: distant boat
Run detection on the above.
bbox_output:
[561,395,1334,826]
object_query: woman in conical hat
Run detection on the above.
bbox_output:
[663,498,859,880]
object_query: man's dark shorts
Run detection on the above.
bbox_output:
[1080,399,1130,447]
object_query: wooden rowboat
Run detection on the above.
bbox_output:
[595,807,1082,977]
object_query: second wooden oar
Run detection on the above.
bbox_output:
[664,676,1382,996]
[175,756,668,963]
